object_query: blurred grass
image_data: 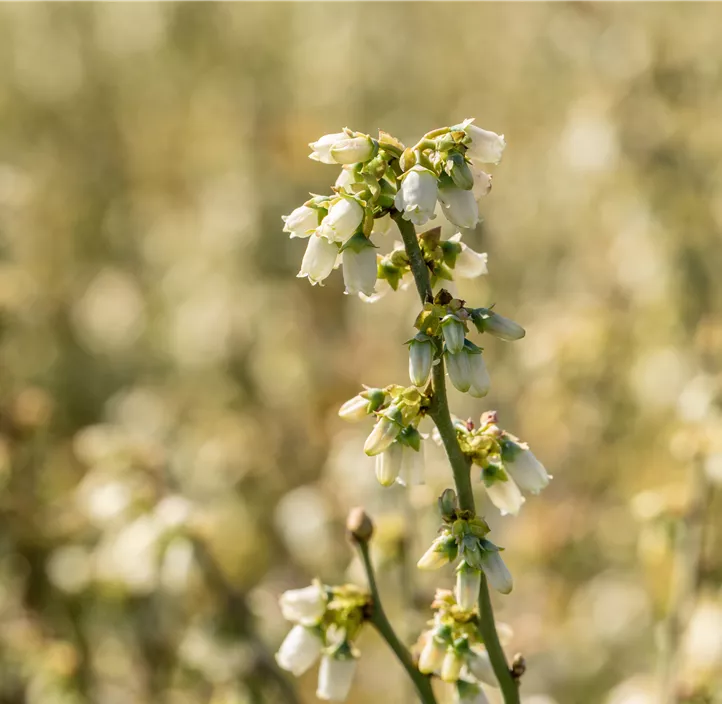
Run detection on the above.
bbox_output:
[1,3,722,703]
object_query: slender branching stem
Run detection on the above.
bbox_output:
[355,539,437,704]
[393,212,520,704]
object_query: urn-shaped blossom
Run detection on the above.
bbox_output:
[394,166,438,226]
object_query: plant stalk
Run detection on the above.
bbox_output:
[393,212,520,704]
[356,539,437,704]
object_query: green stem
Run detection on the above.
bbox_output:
[356,539,437,704]
[393,211,520,704]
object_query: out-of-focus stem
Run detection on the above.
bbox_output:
[355,539,437,704]
[658,454,710,704]
[393,212,520,703]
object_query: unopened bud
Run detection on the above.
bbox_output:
[346,507,374,543]
[438,488,458,520]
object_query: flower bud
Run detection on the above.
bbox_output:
[346,506,374,543]
[309,132,347,164]
[438,185,480,230]
[455,561,481,612]
[467,646,498,688]
[502,442,550,494]
[417,533,458,570]
[375,441,404,487]
[438,488,458,520]
[467,348,491,399]
[472,309,524,341]
[447,152,474,191]
[276,624,323,676]
[283,205,319,238]
[330,135,377,165]
[441,316,465,355]
[363,405,402,456]
[441,649,464,683]
[408,334,434,387]
[463,123,506,165]
[316,647,356,702]
[335,168,357,191]
[480,547,513,594]
[338,395,370,422]
[485,474,525,516]
[418,630,448,675]
[394,166,438,226]
[318,198,364,244]
[298,235,339,286]
[279,583,327,626]
[446,349,472,393]
[342,244,377,297]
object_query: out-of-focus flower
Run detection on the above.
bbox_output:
[418,628,449,674]
[485,474,525,517]
[364,405,403,456]
[316,650,357,702]
[279,583,327,626]
[480,549,513,594]
[442,648,465,683]
[375,441,403,487]
[447,234,488,278]
[467,349,491,398]
[417,533,458,570]
[467,646,497,687]
[395,166,438,226]
[275,625,323,676]
[502,441,551,494]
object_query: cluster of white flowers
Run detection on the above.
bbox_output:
[439,411,551,517]
[279,121,546,703]
[283,120,503,299]
[415,588,504,702]
[339,384,427,487]
[276,581,368,702]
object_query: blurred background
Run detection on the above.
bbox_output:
[1,3,722,703]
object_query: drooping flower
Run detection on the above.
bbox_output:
[467,646,498,688]
[455,561,482,612]
[441,316,466,355]
[472,308,524,341]
[417,533,458,570]
[409,334,434,387]
[276,625,323,676]
[462,122,506,165]
[364,405,403,456]
[375,441,404,487]
[439,184,480,229]
[318,197,364,244]
[283,205,319,238]
[455,680,490,704]
[480,548,513,594]
[298,234,338,285]
[342,245,377,297]
[329,135,376,165]
[467,349,491,399]
[447,233,488,279]
[394,166,438,226]
[441,648,465,683]
[338,395,370,422]
[485,474,525,517]
[503,441,550,494]
[446,349,472,393]
[279,583,328,626]
[316,649,357,702]
[418,629,449,674]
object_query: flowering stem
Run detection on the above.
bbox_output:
[393,212,520,704]
[355,539,437,704]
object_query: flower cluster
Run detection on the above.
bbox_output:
[415,588,502,702]
[339,384,428,486]
[418,489,513,613]
[283,120,504,298]
[276,581,369,702]
[439,411,551,516]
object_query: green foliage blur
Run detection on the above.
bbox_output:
[1,4,722,703]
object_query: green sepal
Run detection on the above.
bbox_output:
[481,462,508,488]
[378,130,405,156]
[479,538,502,553]
[441,240,462,268]
[397,425,421,452]
[445,151,474,191]
[463,338,483,355]
[340,230,377,254]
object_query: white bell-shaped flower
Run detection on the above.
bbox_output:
[364,405,403,456]
[375,441,404,487]
[283,205,319,238]
[279,583,327,626]
[439,185,480,229]
[418,631,447,675]
[329,135,376,165]
[485,474,525,517]
[309,132,347,164]
[342,245,377,297]
[394,166,438,226]
[467,351,491,399]
[446,349,472,393]
[480,549,513,594]
[463,123,506,165]
[504,444,550,494]
[316,652,356,702]
[298,234,338,285]
[318,198,364,244]
[275,625,323,676]
[455,561,481,612]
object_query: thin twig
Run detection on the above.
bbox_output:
[355,538,437,704]
[393,212,520,704]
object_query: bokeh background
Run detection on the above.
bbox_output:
[2,3,722,703]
